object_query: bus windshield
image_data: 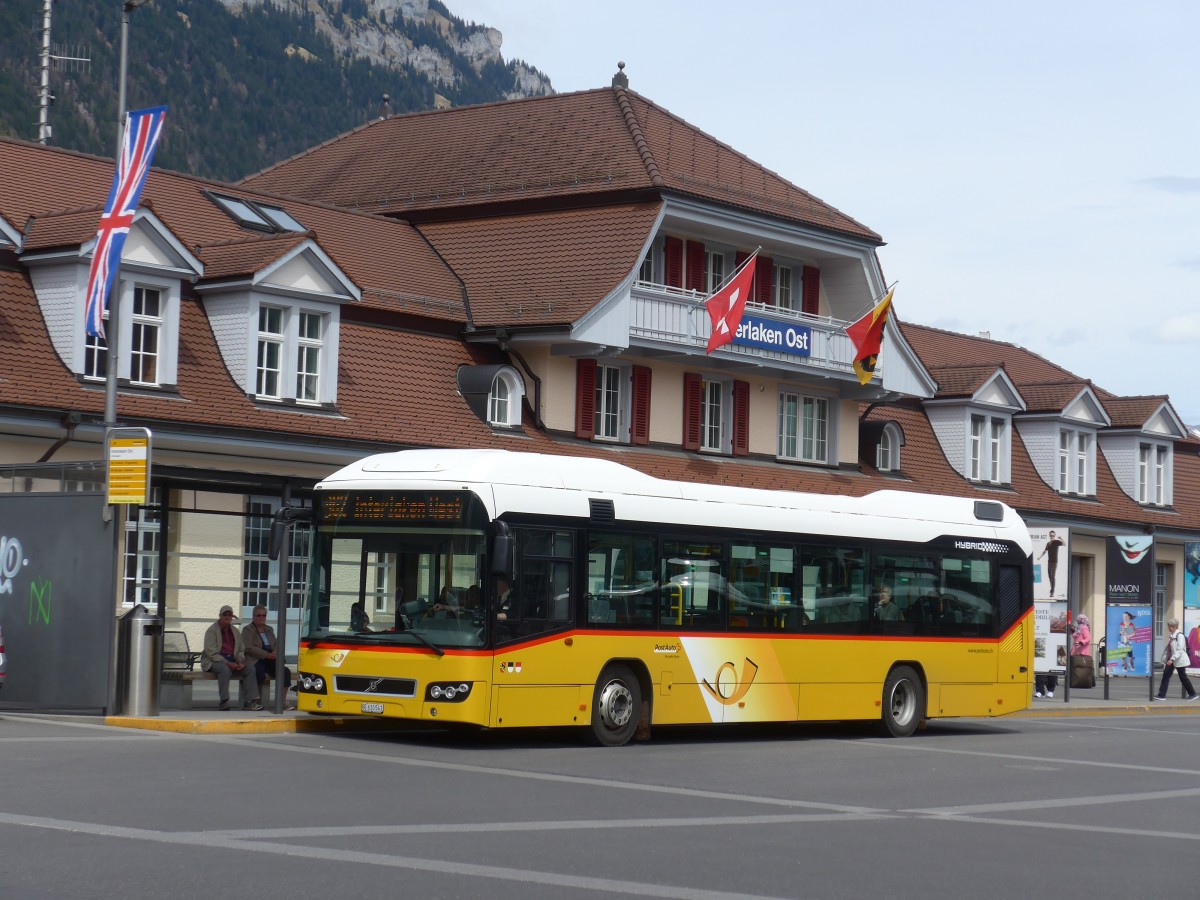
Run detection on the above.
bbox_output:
[303,491,491,650]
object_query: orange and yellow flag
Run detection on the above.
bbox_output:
[846,289,894,385]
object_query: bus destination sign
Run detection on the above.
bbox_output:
[320,491,467,525]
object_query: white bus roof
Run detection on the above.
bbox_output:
[318,449,1031,550]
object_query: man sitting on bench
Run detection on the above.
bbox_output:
[201,605,261,711]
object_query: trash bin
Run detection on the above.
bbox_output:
[116,604,161,717]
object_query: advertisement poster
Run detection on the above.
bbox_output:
[1030,527,1070,601]
[1185,608,1200,670]
[1105,535,1154,604]
[1186,542,1200,609]
[1105,605,1152,677]
[1033,601,1068,674]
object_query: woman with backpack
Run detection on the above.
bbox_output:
[1153,619,1199,702]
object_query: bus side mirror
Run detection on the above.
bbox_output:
[490,529,514,579]
[269,506,312,560]
[268,520,287,561]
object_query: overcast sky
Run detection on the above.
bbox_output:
[449,0,1199,424]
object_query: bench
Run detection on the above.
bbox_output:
[160,630,277,709]
[160,670,277,710]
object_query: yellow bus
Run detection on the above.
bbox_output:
[283,449,1033,744]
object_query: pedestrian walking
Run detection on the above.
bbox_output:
[1152,619,1198,702]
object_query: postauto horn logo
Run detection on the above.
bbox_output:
[701,657,759,705]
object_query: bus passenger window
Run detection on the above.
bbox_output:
[729,543,797,631]
[661,541,724,629]
[801,543,868,635]
[587,532,656,627]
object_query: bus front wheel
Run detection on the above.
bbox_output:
[587,664,641,747]
[881,665,924,738]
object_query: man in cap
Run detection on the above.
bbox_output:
[201,605,262,711]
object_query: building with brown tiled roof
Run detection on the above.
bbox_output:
[2,69,1199,712]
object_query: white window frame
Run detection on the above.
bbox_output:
[778,388,830,464]
[488,367,525,427]
[249,302,334,405]
[243,495,310,611]
[594,363,631,442]
[1138,442,1171,506]
[969,413,1009,484]
[84,315,108,381]
[121,488,161,607]
[774,264,794,310]
[704,250,726,293]
[296,311,323,403]
[1057,427,1093,496]
[256,305,285,399]
[81,273,181,387]
[700,377,727,453]
[638,244,658,284]
[129,285,163,386]
[877,423,901,472]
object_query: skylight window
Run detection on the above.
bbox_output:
[206,191,306,234]
[258,205,306,233]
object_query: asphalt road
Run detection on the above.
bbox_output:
[1,712,1197,899]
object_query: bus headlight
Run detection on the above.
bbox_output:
[298,673,326,694]
[426,682,472,702]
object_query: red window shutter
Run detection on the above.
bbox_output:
[631,365,652,445]
[682,372,702,452]
[802,265,820,315]
[732,380,749,456]
[575,359,597,440]
[685,241,706,293]
[664,237,683,288]
[756,256,774,306]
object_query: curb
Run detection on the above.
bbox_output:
[1005,703,1200,719]
[102,714,399,735]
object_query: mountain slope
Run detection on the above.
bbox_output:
[0,0,552,181]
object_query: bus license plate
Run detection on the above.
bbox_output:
[361,702,384,714]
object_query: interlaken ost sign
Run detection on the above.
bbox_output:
[733,313,812,356]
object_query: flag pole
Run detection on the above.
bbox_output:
[104,0,153,432]
[845,281,898,323]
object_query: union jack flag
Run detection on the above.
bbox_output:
[84,105,167,338]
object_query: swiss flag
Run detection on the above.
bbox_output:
[705,251,759,354]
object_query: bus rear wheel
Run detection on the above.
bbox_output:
[586,664,641,747]
[881,665,923,738]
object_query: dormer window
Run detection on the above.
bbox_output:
[1138,442,1170,506]
[252,303,330,405]
[876,422,903,472]
[81,275,181,388]
[488,367,525,427]
[1058,428,1093,495]
[970,414,1008,484]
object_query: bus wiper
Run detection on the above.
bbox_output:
[406,629,445,657]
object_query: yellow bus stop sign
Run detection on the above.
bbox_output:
[106,428,152,505]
